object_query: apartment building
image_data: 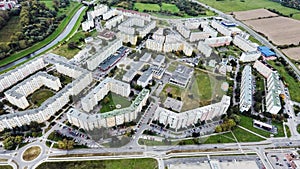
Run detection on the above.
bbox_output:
[233,35,258,52]
[239,65,253,112]
[211,20,232,36]
[266,72,282,114]
[204,36,232,47]
[197,41,212,57]
[67,89,149,130]
[81,78,130,112]
[153,95,231,130]
[240,51,261,62]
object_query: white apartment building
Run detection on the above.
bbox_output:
[117,8,151,22]
[82,20,95,32]
[67,89,149,130]
[0,57,46,92]
[266,72,282,114]
[233,35,258,52]
[103,9,118,20]
[239,65,253,112]
[211,20,232,36]
[117,32,137,45]
[240,51,261,62]
[198,41,212,57]
[139,20,156,38]
[176,24,191,38]
[105,14,124,29]
[253,60,273,78]
[189,26,218,42]
[146,39,164,52]
[86,39,122,70]
[204,36,232,47]
[0,54,93,131]
[137,69,153,87]
[153,95,230,130]
[81,78,130,112]
[5,72,62,109]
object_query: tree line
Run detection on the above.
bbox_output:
[0,0,70,61]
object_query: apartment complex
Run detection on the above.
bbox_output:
[153,95,230,130]
[5,72,61,109]
[239,65,253,112]
[81,78,130,112]
[86,39,122,70]
[67,89,149,130]
[0,54,93,131]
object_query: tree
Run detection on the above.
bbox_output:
[215,125,222,133]
[227,119,236,130]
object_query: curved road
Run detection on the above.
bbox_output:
[0,6,86,72]
[192,0,300,79]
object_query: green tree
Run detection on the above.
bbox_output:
[215,125,222,133]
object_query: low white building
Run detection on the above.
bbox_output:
[137,70,153,87]
[240,51,261,62]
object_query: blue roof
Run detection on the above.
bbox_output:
[258,46,276,57]
[221,21,237,27]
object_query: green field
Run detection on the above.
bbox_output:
[203,132,236,144]
[30,89,55,106]
[37,159,158,169]
[232,127,265,142]
[198,0,300,20]
[0,16,22,42]
[134,3,160,12]
[267,61,300,102]
[239,115,271,138]
[52,31,85,59]
[0,166,12,169]
[100,92,131,113]
[161,3,180,13]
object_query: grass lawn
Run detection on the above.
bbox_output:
[0,166,12,169]
[40,0,54,10]
[52,31,85,59]
[160,69,225,111]
[203,132,236,144]
[285,125,291,137]
[100,92,131,113]
[267,61,300,102]
[161,3,179,13]
[198,0,300,18]
[297,124,300,134]
[0,2,82,68]
[138,138,179,146]
[23,146,41,161]
[273,122,285,137]
[30,89,55,107]
[239,115,271,138]
[232,127,265,142]
[0,16,22,42]
[37,158,158,169]
[134,3,160,12]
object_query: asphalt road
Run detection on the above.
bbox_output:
[0,6,86,72]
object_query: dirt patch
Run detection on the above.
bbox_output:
[244,17,300,46]
[282,47,300,61]
[233,9,278,21]
[23,146,41,161]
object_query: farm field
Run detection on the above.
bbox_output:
[37,159,158,169]
[282,47,300,61]
[233,9,278,21]
[244,16,300,46]
[198,0,300,20]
